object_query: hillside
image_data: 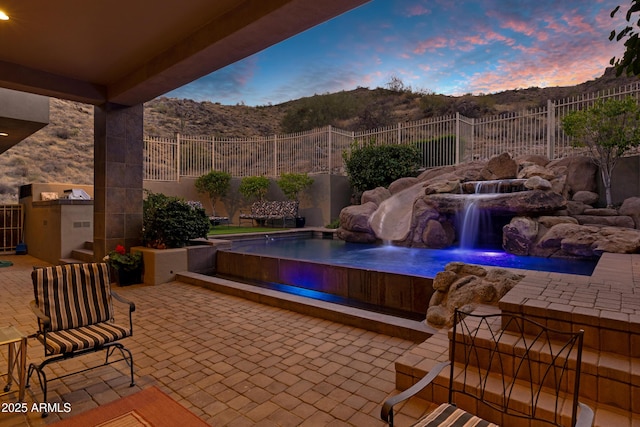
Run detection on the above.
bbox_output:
[0,67,637,204]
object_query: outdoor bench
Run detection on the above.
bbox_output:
[26,263,135,413]
[381,308,593,427]
[239,200,299,227]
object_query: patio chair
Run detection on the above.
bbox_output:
[381,308,593,427]
[26,263,135,414]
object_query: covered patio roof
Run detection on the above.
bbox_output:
[0,0,369,152]
[0,0,369,106]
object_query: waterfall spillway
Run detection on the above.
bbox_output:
[456,180,520,250]
[457,195,496,249]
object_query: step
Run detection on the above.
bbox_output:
[499,270,640,358]
[83,241,93,251]
[449,323,640,413]
[394,305,639,417]
[409,361,586,426]
[591,402,640,427]
[59,258,85,265]
[70,248,94,263]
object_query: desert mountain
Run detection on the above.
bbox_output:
[0,67,637,203]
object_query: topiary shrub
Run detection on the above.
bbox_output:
[342,140,421,197]
[276,173,314,201]
[239,176,270,202]
[195,170,231,216]
[143,191,210,249]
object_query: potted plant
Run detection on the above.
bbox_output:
[195,170,231,218]
[276,173,314,227]
[103,244,143,286]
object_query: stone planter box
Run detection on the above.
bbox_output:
[132,240,231,285]
[132,246,187,286]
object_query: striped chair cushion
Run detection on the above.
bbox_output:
[414,403,498,427]
[32,263,114,332]
[39,322,131,355]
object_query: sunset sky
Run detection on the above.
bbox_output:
[166,0,629,106]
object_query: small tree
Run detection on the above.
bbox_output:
[562,97,640,207]
[239,176,270,202]
[195,170,231,216]
[276,173,314,201]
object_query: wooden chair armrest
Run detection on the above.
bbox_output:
[575,402,594,427]
[29,300,50,329]
[381,360,450,425]
[112,291,136,313]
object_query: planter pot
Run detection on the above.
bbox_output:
[115,268,141,286]
[295,217,306,228]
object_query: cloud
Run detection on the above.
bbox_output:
[166,57,258,103]
[413,36,452,54]
[256,65,365,105]
[405,4,431,17]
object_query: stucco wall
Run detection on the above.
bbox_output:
[607,155,640,205]
[144,174,352,227]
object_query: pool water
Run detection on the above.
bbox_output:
[229,238,597,278]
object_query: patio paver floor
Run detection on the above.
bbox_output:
[0,255,431,426]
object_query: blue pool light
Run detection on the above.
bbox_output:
[229,239,597,278]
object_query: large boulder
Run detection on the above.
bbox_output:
[524,176,552,191]
[518,164,556,180]
[537,216,578,228]
[389,177,420,194]
[572,191,599,205]
[619,197,640,229]
[481,152,517,180]
[573,215,635,228]
[361,187,390,206]
[424,189,565,216]
[426,262,524,328]
[425,179,461,194]
[549,156,598,195]
[502,216,539,255]
[592,227,640,254]
[422,219,455,248]
[533,223,640,257]
[337,202,378,243]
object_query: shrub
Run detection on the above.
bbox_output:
[239,176,270,201]
[326,218,340,229]
[143,191,210,248]
[276,173,314,200]
[195,170,231,215]
[342,141,421,195]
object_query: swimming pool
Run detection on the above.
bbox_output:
[214,236,597,319]
[226,237,597,278]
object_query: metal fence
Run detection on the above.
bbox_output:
[144,81,640,181]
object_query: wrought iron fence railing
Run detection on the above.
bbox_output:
[144,81,640,181]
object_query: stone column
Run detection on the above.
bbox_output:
[93,103,144,261]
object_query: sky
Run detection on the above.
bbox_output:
[166,0,629,106]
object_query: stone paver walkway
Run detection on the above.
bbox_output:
[0,255,430,426]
